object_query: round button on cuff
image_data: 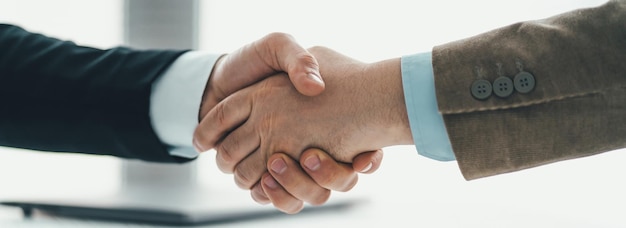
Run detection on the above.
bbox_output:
[471,79,492,100]
[493,76,514,98]
[514,72,536,93]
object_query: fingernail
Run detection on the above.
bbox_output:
[304,155,321,171]
[360,162,373,173]
[308,72,324,85]
[270,158,287,174]
[263,176,279,189]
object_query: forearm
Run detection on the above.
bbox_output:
[0,24,185,106]
[0,24,190,162]
[432,1,626,179]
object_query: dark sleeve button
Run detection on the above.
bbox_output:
[471,79,492,100]
[493,76,514,98]
[514,71,535,93]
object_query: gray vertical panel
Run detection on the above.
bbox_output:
[124,0,198,49]
[122,0,200,192]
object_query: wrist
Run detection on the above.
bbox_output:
[199,54,227,121]
[323,58,412,159]
[363,59,413,147]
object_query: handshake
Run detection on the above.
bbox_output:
[175,1,626,216]
[191,33,413,214]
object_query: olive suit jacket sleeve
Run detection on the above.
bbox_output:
[432,0,626,180]
[0,24,193,163]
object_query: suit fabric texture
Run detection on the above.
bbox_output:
[432,0,626,180]
[0,24,192,163]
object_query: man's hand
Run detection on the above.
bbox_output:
[196,33,324,124]
[192,35,384,213]
[194,47,412,212]
[250,148,384,214]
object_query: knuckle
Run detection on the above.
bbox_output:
[264,32,292,43]
[339,177,358,192]
[216,144,235,173]
[324,160,358,192]
[216,96,242,128]
[296,52,318,68]
[317,166,357,192]
[216,161,233,174]
[215,101,229,128]
[251,187,270,204]
[318,175,338,189]
[307,190,331,206]
[286,202,305,214]
[276,201,304,215]
[192,129,211,151]
[219,137,240,160]
[260,32,292,53]
[251,195,267,205]
[234,167,258,189]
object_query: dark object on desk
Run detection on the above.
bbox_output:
[0,200,358,226]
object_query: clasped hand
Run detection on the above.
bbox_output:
[194,35,412,213]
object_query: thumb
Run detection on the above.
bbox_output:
[352,149,384,174]
[258,33,325,96]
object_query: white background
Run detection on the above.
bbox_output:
[1,0,624,227]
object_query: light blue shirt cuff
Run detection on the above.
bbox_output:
[401,52,455,161]
[149,51,221,158]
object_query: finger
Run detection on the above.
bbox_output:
[261,173,304,214]
[256,33,324,96]
[250,181,270,205]
[267,153,331,206]
[352,149,384,174]
[214,33,324,100]
[193,89,252,153]
[233,147,267,189]
[300,148,358,192]
[214,120,260,173]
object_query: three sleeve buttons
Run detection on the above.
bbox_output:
[470,70,535,100]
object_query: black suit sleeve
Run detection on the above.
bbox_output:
[0,24,193,163]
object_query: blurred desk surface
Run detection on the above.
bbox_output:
[1,146,625,228]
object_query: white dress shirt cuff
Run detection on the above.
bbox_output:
[149,51,221,158]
